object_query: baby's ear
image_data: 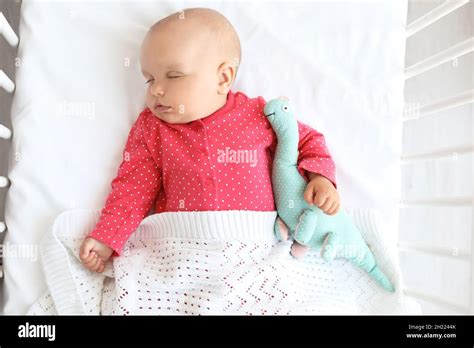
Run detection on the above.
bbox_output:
[217,61,236,95]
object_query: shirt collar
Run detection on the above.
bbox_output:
[192,90,235,127]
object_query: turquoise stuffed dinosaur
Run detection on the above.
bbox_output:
[264,97,394,292]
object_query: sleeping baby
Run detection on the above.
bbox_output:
[79,7,340,273]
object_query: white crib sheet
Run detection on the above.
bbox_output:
[2,0,407,314]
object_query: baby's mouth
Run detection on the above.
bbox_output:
[154,103,172,113]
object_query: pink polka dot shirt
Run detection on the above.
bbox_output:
[89,90,337,255]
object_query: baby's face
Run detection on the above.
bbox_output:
[140,24,227,124]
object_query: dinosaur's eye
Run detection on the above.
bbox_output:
[281,105,289,112]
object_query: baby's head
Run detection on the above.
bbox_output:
[140,8,241,124]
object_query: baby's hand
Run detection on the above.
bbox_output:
[79,237,113,273]
[304,173,340,216]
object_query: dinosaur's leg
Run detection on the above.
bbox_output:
[290,210,318,258]
[273,217,308,258]
[293,209,318,245]
[274,217,289,241]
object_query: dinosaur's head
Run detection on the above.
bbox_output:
[263,97,295,133]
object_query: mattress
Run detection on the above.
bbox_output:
[2,0,407,314]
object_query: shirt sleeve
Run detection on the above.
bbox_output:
[260,94,337,189]
[295,120,337,188]
[88,112,162,256]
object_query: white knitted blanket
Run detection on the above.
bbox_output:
[27,209,420,315]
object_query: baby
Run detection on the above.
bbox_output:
[79,8,340,273]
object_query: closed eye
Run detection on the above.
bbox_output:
[145,78,154,84]
[167,70,184,79]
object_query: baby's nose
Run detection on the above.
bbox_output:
[150,83,164,96]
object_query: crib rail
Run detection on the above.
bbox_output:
[0,0,471,314]
[0,8,19,280]
[403,88,474,121]
[401,0,473,314]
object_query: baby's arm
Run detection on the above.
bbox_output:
[295,121,340,215]
[80,111,162,272]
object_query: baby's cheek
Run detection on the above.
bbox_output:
[145,95,154,110]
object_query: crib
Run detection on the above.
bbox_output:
[0,0,472,314]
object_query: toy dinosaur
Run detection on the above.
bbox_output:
[265,97,394,292]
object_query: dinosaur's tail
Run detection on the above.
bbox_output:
[321,233,395,292]
[349,245,395,292]
[348,251,395,292]
[368,265,395,293]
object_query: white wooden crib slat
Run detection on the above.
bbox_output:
[0,12,19,47]
[400,205,472,249]
[405,37,474,79]
[0,69,15,93]
[415,90,474,118]
[406,0,470,38]
[398,242,470,260]
[405,52,473,108]
[403,90,473,121]
[403,103,472,164]
[0,124,12,139]
[401,145,473,163]
[0,176,10,188]
[400,197,472,207]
